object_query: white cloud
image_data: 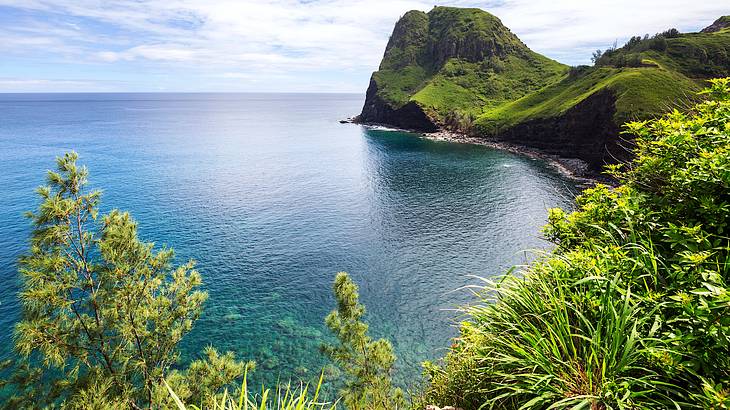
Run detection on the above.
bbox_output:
[0,78,106,91]
[0,0,727,91]
[486,0,728,63]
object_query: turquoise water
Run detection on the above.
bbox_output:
[0,93,576,387]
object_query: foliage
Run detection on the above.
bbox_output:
[443,109,476,133]
[153,347,254,408]
[0,152,236,409]
[166,369,337,410]
[474,25,728,133]
[370,6,729,138]
[321,272,404,410]
[591,49,603,65]
[424,79,730,409]
[410,54,566,120]
[597,26,730,78]
[475,65,700,134]
[371,6,566,120]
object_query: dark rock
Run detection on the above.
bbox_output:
[491,89,631,173]
[358,75,438,132]
[701,16,730,33]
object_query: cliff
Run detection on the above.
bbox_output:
[358,8,730,174]
[358,7,566,131]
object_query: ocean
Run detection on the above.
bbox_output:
[0,92,576,387]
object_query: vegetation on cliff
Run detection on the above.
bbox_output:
[477,17,730,134]
[360,7,730,172]
[359,7,566,130]
[423,78,730,409]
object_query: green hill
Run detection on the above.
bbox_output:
[359,7,567,131]
[358,8,730,173]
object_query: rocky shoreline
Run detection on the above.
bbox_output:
[344,118,605,187]
[422,129,600,186]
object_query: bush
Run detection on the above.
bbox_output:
[568,65,591,78]
[166,370,337,410]
[660,28,681,39]
[321,272,405,410]
[424,79,730,409]
[1,153,245,409]
[649,36,668,52]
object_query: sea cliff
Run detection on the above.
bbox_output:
[356,7,730,176]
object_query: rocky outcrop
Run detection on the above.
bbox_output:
[356,8,725,176]
[422,8,523,68]
[381,10,429,69]
[492,90,628,173]
[357,7,534,132]
[358,77,438,131]
[701,16,730,33]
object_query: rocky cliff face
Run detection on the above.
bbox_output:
[360,76,438,131]
[701,16,730,33]
[494,90,627,173]
[358,7,727,176]
[357,7,559,131]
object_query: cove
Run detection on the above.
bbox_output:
[0,92,576,387]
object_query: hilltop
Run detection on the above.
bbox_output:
[357,8,730,174]
[359,7,567,131]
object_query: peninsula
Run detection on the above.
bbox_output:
[355,7,730,175]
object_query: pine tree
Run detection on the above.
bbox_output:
[6,152,208,408]
[322,272,404,410]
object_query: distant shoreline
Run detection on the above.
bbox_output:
[344,118,603,187]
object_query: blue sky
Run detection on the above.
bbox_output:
[0,0,727,93]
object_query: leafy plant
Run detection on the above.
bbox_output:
[321,272,404,410]
[425,79,730,409]
[165,369,337,410]
[153,347,254,408]
[2,152,216,408]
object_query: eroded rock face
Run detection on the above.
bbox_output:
[492,90,629,173]
[358,7,524,132]
[701,16,730,33]
[358,76,438,131]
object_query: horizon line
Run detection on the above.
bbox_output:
[0,91,366,95]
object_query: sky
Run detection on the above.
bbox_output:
[0,0,727,93]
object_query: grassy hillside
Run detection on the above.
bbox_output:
[475,66,701,134]
[473,23,730,134]
[366,7,567,121]
[412,53,567,118]
[362,9,730,168]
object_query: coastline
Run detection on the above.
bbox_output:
[423,129,600,186]
[347,119,604,187]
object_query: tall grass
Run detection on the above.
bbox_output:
[426,80,730,409]
[425,242,690,409]
[166,370,338,410]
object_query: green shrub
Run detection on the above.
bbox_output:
[424,79,730,409]
[321,272,405,410]
[0,153,245,409]
[166,370,337,410]
[2,153,210,408]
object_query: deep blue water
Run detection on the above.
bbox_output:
[0,93,576,388]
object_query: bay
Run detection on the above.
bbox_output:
[0,92,576,387]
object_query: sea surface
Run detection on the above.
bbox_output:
[0,93,577,388]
